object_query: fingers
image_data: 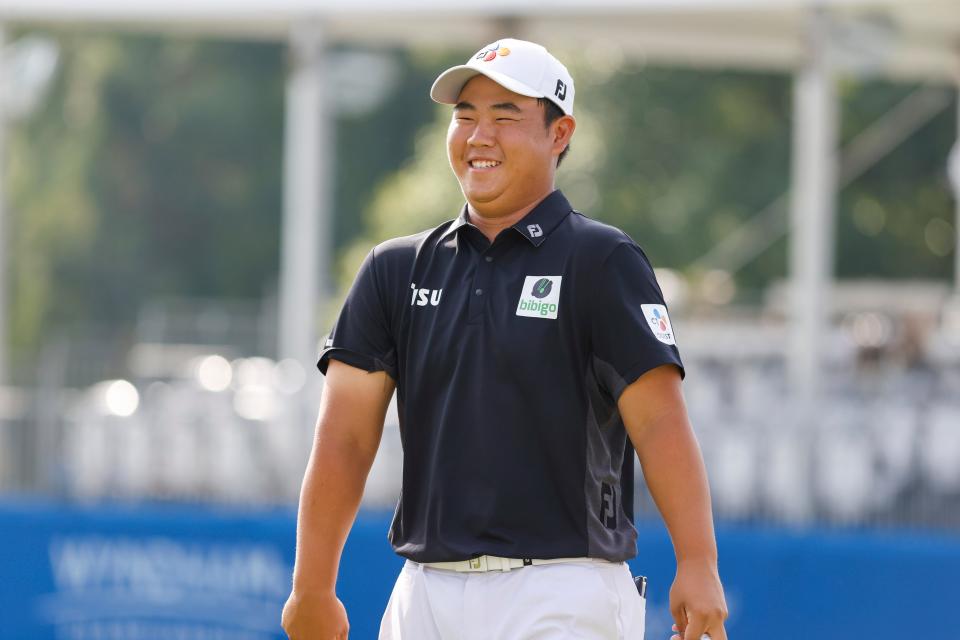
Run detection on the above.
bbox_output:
[673,610,728,640]
[670,601,688,640]
[683,610,708,640]
[702,605,729,640]
[672,624,716,640]
[711,624,729,640]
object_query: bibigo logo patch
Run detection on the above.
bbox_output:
[516,275,562,319]
[641,304,676,345]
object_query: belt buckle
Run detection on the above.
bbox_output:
[468,556,486,571]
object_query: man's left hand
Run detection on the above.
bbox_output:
[668,559,728,640]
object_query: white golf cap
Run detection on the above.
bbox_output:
[430,38,575,116]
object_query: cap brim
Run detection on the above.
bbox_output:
[430,65,545,105]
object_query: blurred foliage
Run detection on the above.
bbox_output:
[8,32,286,365]
[838,81,957,279]
[349,54,956,296]
[6,32,436,371]
[338,56,797,298]
[4,33,957,377]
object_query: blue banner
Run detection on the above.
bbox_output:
[0,500,955,639]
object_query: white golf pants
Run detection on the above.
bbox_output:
[378,558,646,639]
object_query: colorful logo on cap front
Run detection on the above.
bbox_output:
[475,44,511,62]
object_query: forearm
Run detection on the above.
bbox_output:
[634,411,717,565]
[619,366,727,638]
[291,428,377,593]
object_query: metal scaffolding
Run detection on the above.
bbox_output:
[788,11,838,405]
[0,26,7,387]
[278,23,331,373]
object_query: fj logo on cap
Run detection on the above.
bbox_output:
[516,275,562,319]
[641,304,676,345]
[555,79,567,101]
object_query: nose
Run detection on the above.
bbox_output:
[467,118,495,147]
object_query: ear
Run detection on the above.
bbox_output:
[551,115,576,157]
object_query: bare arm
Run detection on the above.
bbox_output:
[282,359,396,640]
[618,364,728,640]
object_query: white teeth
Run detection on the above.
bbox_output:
[471,160,501,168]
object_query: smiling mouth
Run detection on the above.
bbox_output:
[469,160,502,169]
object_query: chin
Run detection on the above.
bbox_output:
[462,185,503,205]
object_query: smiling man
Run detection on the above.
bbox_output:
[282,38,728,640]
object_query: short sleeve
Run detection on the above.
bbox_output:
[590,241,685,401]
[317,248,398,380]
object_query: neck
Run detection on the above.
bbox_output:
[467,188,555,244]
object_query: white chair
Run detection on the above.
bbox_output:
[113,415,152,497]
[815,428,876,522]
[154,385,203,498]
[759,429,814,524]
[869,401,917,503]
[919,405,960,492]
[706,428,757,518]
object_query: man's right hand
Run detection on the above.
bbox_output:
[282,360,395,639]
[281,589,350,640]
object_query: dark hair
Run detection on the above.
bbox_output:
[537,98,570,167]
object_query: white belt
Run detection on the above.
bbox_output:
[419,555,616,573]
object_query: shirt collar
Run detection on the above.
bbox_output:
[509,190,573,246]
[439,207,470,241]
[439,190,573,247]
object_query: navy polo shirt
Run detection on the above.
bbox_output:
[318,189,684,563]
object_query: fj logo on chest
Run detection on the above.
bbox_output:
[410,283,442,306]
[516,275,562,319]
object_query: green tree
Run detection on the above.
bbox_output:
[350,56,956,302]
[6,32,441,382]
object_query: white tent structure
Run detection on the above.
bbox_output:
[0,0,957,409]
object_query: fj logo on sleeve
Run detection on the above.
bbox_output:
[640,303,676,345]
[527,224,543,238]
[516,276,562,319]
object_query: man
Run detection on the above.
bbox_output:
[282,38,727,640]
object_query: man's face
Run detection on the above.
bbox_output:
[446,75,571,217]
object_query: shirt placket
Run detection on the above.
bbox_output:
[468,247,495,324]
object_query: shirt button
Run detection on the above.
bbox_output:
[475,288,483,296]
[484,256,493,262]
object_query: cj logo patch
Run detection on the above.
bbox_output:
[410,283,442,307]
[641,304,676,345]
[516,275,562,319]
